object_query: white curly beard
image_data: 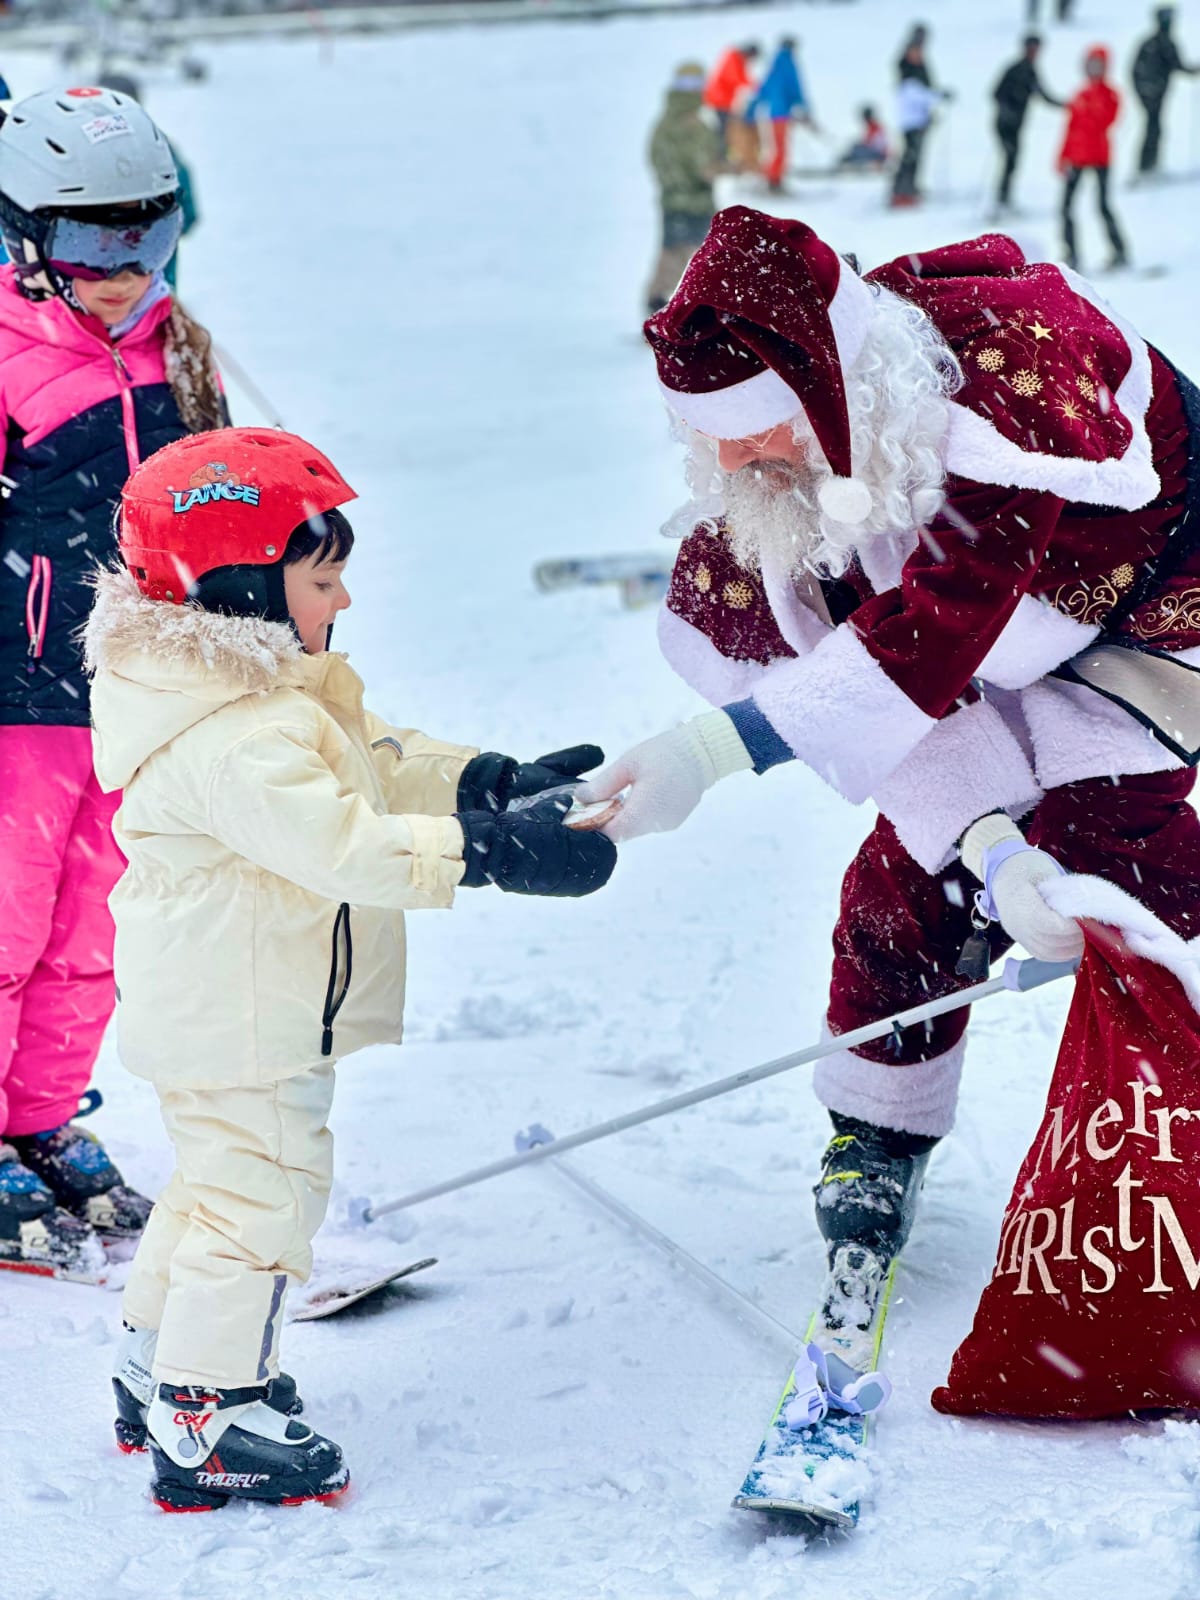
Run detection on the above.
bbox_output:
[659,283,961,579]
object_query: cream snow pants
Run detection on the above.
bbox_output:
[122,1064,335,1387]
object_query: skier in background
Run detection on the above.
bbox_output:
[747,37,815,194]
[0,87,224,1280]
[703,42,760,164]
[992,35,1065,216]
[91,428,614,1511]
[892,30,952,207]
[1060,44,1128,271]
[1131,6,1200,181]
[647,62,723,315]
[838,105,889,171]
[1026,0,1074,20]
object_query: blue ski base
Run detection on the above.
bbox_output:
[731,1386,868,1530]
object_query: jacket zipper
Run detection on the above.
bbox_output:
[321,903,354,1057]
[110,344,141,474]
[24,555,52,672]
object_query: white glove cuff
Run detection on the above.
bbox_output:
[960,811,1025,884]
[689,710,754,785]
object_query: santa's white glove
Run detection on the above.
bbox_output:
[960,813,1084,963]
[575,711,752,843]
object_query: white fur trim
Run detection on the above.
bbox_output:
[658,260,875,440]
[817,476,873,524]
[758,553,834,656]
[873,700,1043,875]
[855,526,919,597]
[814,1036,966,1138]
[751,624,935,803]
[84,565,301,691]
[656,604,771,706]
[1019,677,1181,789]
[976,593,1101,691]
[942,268,1159,510]
[1041,873,1200,1012]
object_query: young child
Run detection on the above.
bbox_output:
[839,105,890,170]
[0,86,225,1279]
[84,427,616,1511]
[1059,45,1128,271]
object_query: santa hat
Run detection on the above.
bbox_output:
[645,206,877,524]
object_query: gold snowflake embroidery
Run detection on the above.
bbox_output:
[1011,368,1043,398]
[1111,563,1136,592]
[723,580,754,610]
[976,347,1005,373]
[1077,374,1097,403]
[1058,399,1082,422]
[693,564,712,594]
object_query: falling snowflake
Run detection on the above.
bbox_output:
[976,347,1005,373]
[1011,368,1043,398]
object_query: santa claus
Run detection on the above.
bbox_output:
[581,205,1200,1335]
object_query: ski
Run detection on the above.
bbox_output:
[732,1249,897,1531]
[532,555,670,610]
[290,1257,437,1321]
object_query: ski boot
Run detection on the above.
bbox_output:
[147,1383,348,1512]
[113,1323,304,1455]
[812,1112,939,1369]
[9,1120,152,1241]
[0,1143,107,1281]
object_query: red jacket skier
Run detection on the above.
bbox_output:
[581,207,1199,1353]
[1058,46,1128,269]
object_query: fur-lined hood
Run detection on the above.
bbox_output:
[85,565,313,791]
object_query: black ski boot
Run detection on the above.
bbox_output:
[0,1143,106,1280]
[147,1383,348,1512]
[113,1323,303,1455]
[812,1112,940,1368]
[9,1121,151,1240]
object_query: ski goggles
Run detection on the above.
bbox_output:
[43,204,183,283]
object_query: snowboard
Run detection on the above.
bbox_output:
[289,1257,437,1321]
[732,1258,897,1531]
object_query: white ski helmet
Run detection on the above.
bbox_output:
[0,86,177,211]
[0,87,180,300]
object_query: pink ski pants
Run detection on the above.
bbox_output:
[0,726,123,1137]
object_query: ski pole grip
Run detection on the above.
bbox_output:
[1002,955,1081,992]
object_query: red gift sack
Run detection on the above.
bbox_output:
[933,907,1200,1420]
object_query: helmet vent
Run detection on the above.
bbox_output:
[45,139,67,156]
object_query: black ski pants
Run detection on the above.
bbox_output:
[892,126,927,200]
[1062,163,1127,268]
[1138,93,1165,173]
[1026,0,1073,19]
[996,115,1024,206]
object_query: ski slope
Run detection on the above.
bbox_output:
[4,1,1200,1595]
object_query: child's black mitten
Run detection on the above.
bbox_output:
[457,745,605,815]
[456,795,616,897]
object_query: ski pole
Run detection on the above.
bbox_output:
[516,1126,803,1351]
[362,955,1077,1223]
[212,341,288,430]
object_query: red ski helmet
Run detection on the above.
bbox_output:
[119,427,357,612]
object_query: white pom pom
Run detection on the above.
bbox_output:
[817,475,873,525]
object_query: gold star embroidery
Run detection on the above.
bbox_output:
[1028,321,1053,340]
[1058,399,1082,421]
[976,347,1005,373]
[693,564,712,594]
[1011,369,1043,398]
[723,579,754,610]
[1077,375,1097,403]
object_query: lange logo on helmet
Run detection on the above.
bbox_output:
[170,462,261,515]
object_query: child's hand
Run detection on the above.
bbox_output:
[457,745,605,814]
[456,795,616,897]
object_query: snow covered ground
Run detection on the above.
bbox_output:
[5,1,1200,1595]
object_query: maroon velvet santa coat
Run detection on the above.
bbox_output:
[660,233,1195,878]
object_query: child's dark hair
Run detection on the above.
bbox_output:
[282,506,355,567]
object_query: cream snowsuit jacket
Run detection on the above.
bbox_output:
[84,568,475,1090]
